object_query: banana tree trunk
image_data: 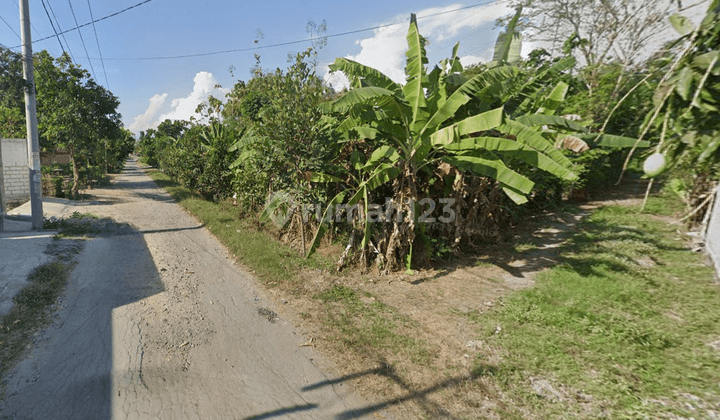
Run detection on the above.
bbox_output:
[383,162,418,273]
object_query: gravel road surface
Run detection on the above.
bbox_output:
[0,158,383,420]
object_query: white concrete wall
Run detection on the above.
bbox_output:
[0,139,30,204]
[706,184,720,277]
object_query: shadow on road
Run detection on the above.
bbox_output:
[242,403,319,420]
[244,361,481,420]
[0,231,165,419]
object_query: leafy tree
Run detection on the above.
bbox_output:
[227,49,337,208]
[506,0,674,68]
[0,47,27,138]
[34,51,122,198]
[626,0,720,220]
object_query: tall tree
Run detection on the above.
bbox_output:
[0,47,28,138]
[507,0,675,68]
[34,51,122,198]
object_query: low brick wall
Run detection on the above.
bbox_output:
[1,138,30,206]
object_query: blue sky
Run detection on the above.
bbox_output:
[0,0,517,132]
[1,0,707,134]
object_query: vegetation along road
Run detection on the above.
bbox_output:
[0,158,382,420]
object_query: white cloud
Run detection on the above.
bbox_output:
[128,93,167,133]
[157,71,228,123]
[459,55,483,68]
[128,71,229,133]
[323,2,513,90]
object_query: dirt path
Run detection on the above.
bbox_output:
[0,158,383,419]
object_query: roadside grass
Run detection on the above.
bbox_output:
[0,254,77,397]
[44,211,109,238]
[147,169,433,385]
[464,196,720,418]
[146,166,720,418]
[317,285,432,366]
[146,170,334,287]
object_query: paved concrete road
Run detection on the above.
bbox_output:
[0,158,385,420]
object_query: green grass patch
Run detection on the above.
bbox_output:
[44,211,132,238]
[633,186,687,216]
[317,285,431,365]
[0,258,74,397]
[147,169,333,286]
[513,242,539,253]
[466,196,720,418]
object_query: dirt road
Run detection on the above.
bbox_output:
[1,158,383,419]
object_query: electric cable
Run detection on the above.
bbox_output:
[45,0,75,61]
[5,0,54,53]
[86,0,109,88]
[94,0,507,61]
[11,0,152,47]
[0,12,19,40]
[39,0,66,55]
[67,0,96,79]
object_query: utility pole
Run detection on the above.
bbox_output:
[19,0,43,229]
[0,139,5,232]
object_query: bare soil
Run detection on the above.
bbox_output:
[264,180,655,419]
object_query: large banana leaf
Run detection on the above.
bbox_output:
[501,185,530,205]
[515,114,587,132]
[537,81,569,115]
[320,86,397,114]
[309,172,345,183]
[364,145,401,169]
[444,155,534,195]
[329,57,402,94]
[422,67,517,135]
[504,56,576,116]
[426,66,450,119]
[430,107,505,146]
[578,133,651,148]
[491,7,523,66]
[404,19,430,136]
[498,119,574,168]
[229,130,260,168]
[445,137,578,181]
[306,191,347,258]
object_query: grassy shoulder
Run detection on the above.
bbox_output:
[145,166,720,418]
[146,169,334,287]
[469,195,720,418]
[0,240,83,397]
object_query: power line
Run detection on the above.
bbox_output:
[67,0,96,80]
[45,0,75,62]
[0,13,20,40]
[39,0,67,55]
[86,0,109,88]
[11,0,152,48]
[6,0,54,53]
[95,0,506,61]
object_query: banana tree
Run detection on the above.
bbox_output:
[309,16,579,272]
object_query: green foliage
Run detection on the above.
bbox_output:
[560,62,655,135]
[314,18,582,270]
[474,200,720,417]
[226,49,337,208]
[3,50,131,198]
[646,1,720,179]
[0,47,27,138]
